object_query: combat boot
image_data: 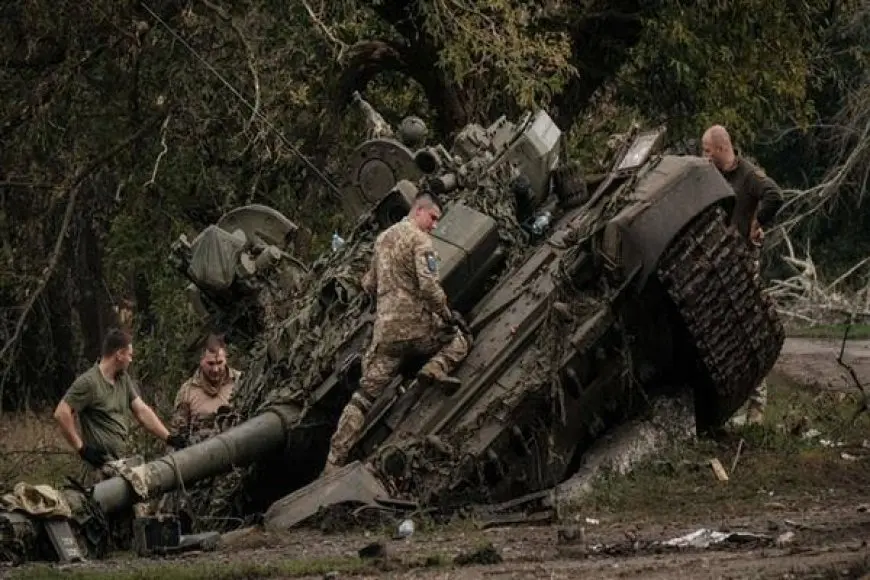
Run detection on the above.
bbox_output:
[417,360,461,394]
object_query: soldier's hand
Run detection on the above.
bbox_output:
[750,221,764,245]
[79,444,109,468]
[166,433,188,450]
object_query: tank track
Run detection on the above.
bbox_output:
[656,205,785,428]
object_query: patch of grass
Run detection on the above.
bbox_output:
[785,323,870,340]
[9,556,373,580]
[0,411,80,489]
[565,375,870,521]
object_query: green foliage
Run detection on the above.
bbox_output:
[616,0,830,144]
[2,0,870,414]
[415,0,575,110]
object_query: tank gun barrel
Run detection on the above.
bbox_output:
[89,406,295,515]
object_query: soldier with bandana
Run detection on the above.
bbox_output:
[322,192,470,475]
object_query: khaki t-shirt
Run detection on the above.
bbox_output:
[63,364,140,459]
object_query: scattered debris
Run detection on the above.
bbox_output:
[802,429,822,440]
[358,541,387,559]
[395,519,414,539]
[662,529,728,548]
[557,527,586,545]
[454,542,503,566]
[710,458,730,481]
[661,529,772,549]
[776,531,797,547]
[730,439,745,474]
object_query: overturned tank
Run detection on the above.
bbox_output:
[0,99,784,563]
[166,100,784,522]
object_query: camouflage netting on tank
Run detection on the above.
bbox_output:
[234,164,536,419]
[367,251,615,507]
[190,157,545,524]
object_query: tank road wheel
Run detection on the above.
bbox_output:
[656,205,785,431]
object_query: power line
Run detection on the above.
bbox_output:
[140,2,344,200]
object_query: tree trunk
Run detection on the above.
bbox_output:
[75,214,117,362]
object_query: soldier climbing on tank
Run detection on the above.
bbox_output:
[53,327,186,484]
[702,124,784,425]
[170,333,241,445]
[321,192,471,476]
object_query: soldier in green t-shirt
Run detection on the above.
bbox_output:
[53,328,186,476]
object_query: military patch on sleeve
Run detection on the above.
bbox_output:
[754,169,767,179]
[424,251,438,274]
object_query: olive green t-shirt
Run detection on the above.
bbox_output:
[63,364,140,459]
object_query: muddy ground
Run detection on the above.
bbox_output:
[5,337,870,580]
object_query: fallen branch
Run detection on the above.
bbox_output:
[765,230,870,326]
[0,115,167,384]
[837,323,870,425]
[730,438,745,475]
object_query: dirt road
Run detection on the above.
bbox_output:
[6,338,870,579]
[774,338,870,392]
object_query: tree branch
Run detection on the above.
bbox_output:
[198,0,262,132]
[0,115,166,376]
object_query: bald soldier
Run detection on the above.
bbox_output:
[702,125,784,244]
[702,124,784,424]
[322,192,470,475]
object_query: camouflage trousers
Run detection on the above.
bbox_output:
[748,240,767,416]
[748,379,767,409]
[325,328,470,468]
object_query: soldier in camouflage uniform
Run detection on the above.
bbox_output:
[170,334,241,443]
[322,192,471,475]
[702,125,784,425]
[156,335,241,523]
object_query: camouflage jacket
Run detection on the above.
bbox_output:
[721,156,784,239]
[171,367,241,437]
[362,219,452,345]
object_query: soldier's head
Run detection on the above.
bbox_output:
[101,327,133,374]
[200,334,228,384]
[409,192,442,233]
[701,125,736,171]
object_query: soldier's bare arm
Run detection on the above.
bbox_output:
[413,238,451,320]
[53,400,84,452]
[54,375,94,452]
[130,397,172,441]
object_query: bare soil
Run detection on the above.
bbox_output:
[5,337,870,580]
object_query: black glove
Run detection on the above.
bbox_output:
[449,309,471,336]
[166,433,188,450]
[79,444,109,468]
